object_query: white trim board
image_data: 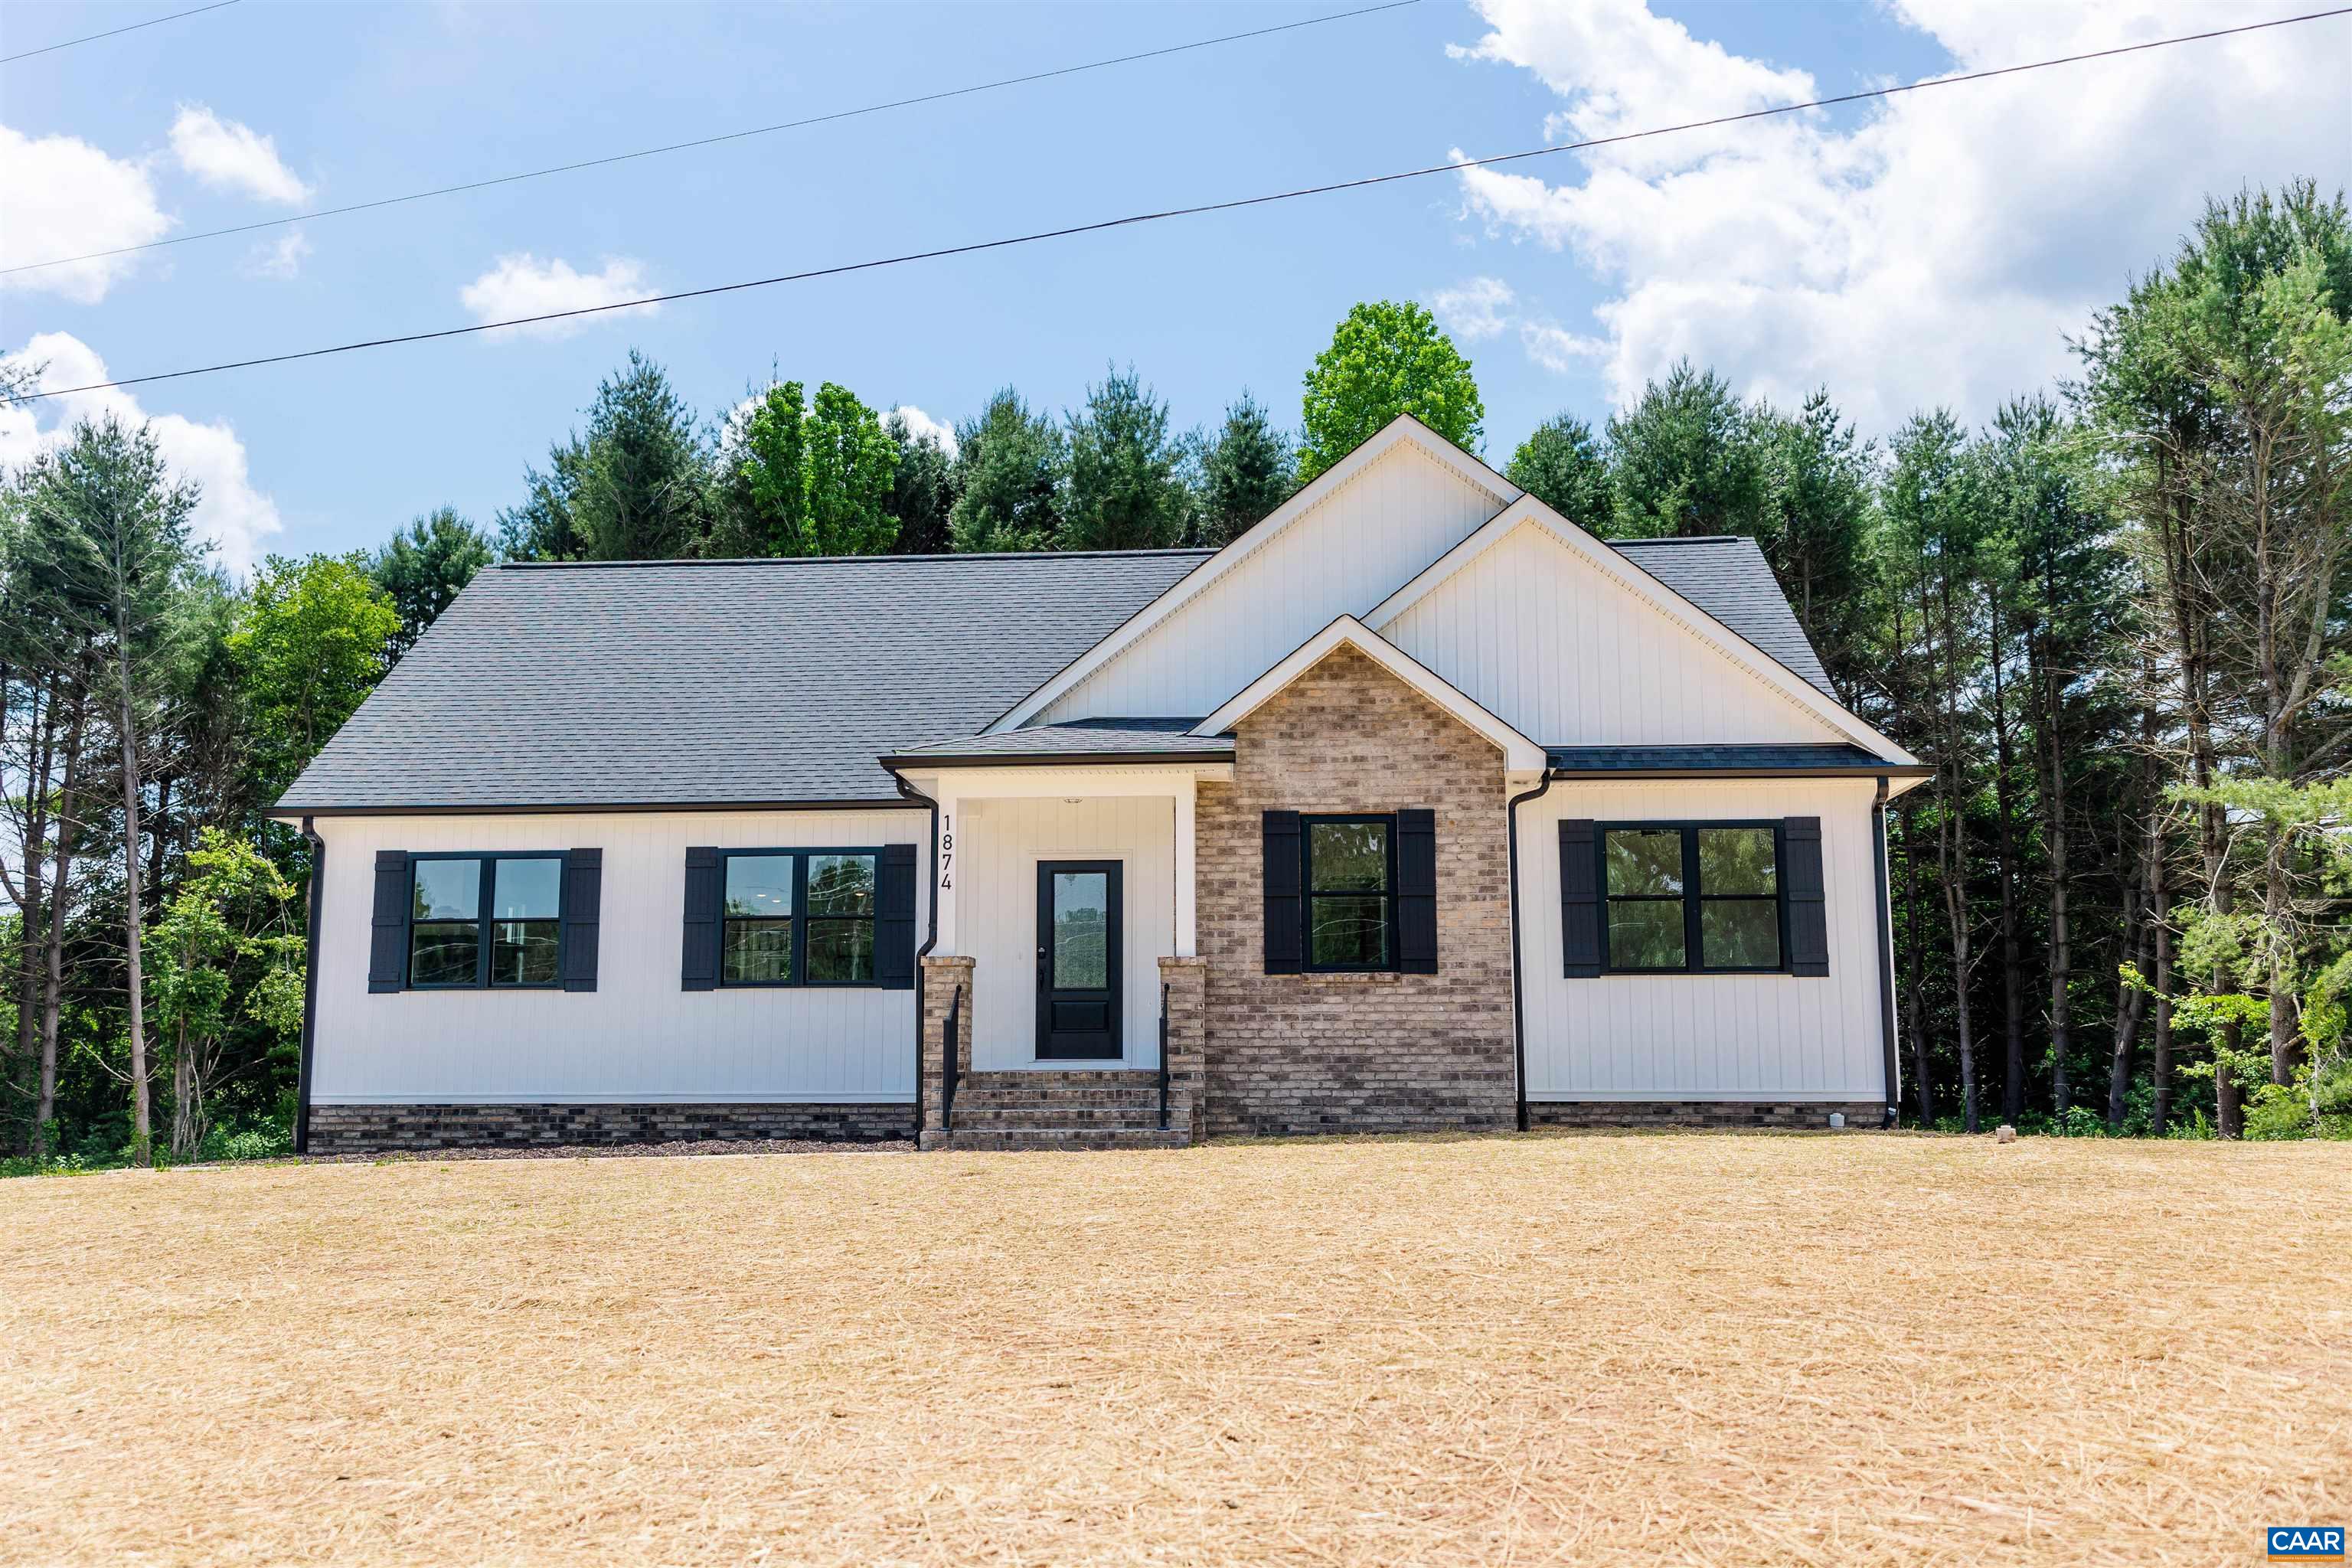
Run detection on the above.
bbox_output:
[1365,496,1919,766]
[1191,615,1549,773]
[985,414,1517,734]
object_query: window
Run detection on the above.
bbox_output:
[1599,823,1784,974]
[720,849,878,987]
[1302,815,1395,972]
[408,855,563,988]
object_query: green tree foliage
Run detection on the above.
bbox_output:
[149,828,303,1158]
[499,351,708,561]
[1298,301,1484,482]
[1605,361,1765,538]
[1504,414,1611,534]
[1753,391,1874,697]
[949,389,1064,553]
[370,508,493,658]
[230,554,400,801]
[730,381,900,557]
[1063,366,1187,552]
[1191,392,1296,547]
[883,410,958,556]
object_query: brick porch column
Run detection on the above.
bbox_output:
[920,956,975,1135]
[1159,956,1207,1143]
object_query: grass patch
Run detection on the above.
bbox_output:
[3,1135,2345,1564]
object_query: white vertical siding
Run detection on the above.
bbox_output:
[1517,779,1892,1102]
[1041,445,1504,721]
[958,795,1175,1070]
[311,809,928,1103]
[1380,521,1846,746]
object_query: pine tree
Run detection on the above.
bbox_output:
[1193,392,1295,546]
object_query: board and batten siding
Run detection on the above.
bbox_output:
[311,809,927,1104]
[956,795,1175,1071]
[1517,779,1893,1103]
[1378,520,1848,748]
[1040,445,1504,724]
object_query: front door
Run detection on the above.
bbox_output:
[1036,861,1122,1060]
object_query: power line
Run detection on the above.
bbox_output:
[2,0,1421,276]
[0,0,239,65]
[12,5,2347,406]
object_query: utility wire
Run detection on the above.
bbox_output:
[2,0,1421,276]
[12,5,2348,405]
[1,0,239,65]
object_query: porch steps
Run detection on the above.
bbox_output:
[925,1069,1191,1151]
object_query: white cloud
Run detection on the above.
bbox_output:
[168,105,311,205]
[0,333,283,578]
[0,123,173,304]
[459,253,658,340]
[883,403,957,456]
[1429,276,1517,341]
[1449,0,2352,430]
[240,230,312,281]
[1519,322,1608,373]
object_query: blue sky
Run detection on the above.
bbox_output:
[2,1,2344,571]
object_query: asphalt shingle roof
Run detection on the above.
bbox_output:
[883,718,1232,766]
[274,551,1214,812]
[1610,536,1838,701]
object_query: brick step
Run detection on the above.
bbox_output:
[955,1070,1158,1091]
[917,1127,1192,1152]
[948,1087,1161,1109]
[946,1105,1170,1130]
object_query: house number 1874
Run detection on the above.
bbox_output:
[939,815,953,890]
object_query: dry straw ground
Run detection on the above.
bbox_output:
[4,1134,2346,1566]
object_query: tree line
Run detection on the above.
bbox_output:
[4,187,2345,1171]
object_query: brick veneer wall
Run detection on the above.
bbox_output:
[920,954,976,1134]
[306,1102,910,1153]
[1196,643,1517,1137]
[1527,1101,1885,1130]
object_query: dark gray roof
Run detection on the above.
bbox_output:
[274,551,1215,812]
[883,718,1232,767]
[1610,536,1837,701]
[1544,744,1924,776]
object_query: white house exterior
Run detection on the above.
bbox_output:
[275,416,1927,1152]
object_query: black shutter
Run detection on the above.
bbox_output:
[1396,808,1437,974]
[1262,810,1302,974]
[368,850,410,992]
[1560,821,1601,978]
[560,848,602,992]
[876,843,917,990]
[681,846,721,991]
[1784,817,1829,977]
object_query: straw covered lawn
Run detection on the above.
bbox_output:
[5,1135,2347,1566]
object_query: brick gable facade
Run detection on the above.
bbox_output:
[1194,643,1517,1136]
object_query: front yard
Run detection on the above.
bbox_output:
[4,1134,2345,1566]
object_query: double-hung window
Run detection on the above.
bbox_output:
[720,849,879,986]
[408,855,564,988]
[1302,815,1396,972]
[1600,823,1784,974]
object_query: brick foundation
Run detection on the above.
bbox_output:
[1527,1101,1886,1130]
[306,1102,912,1153]
[1197,643,1517,1138]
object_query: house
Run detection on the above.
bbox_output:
[271,415,1930,1153]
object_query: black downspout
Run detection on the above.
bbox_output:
[294,816,325,1155]
[894,773,941,1143]
[1505,773,1557,1133]
[1871,777,1900,1129]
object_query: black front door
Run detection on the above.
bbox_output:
[1036,861,1122,1060]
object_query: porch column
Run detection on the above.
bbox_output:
[933,778,962,955]
[1158,955,1207,1143]
[919,954,975,1136]
[1173,773,1197,958]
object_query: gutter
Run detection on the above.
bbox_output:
[1543,765,1936,782]
[1870,777,1900,1129]
[1504,773,1556,1133]
[294,817,325,1155]
[891,770,942,1143]
[877,749,1233,770]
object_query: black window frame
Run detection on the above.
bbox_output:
[717,846,884,990]
[404,851,567,991]
[1596,821,1789,976]
[1299,813,1400,974]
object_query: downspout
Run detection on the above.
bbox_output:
[1870,777,1900,1129]
[1505,772,1556,1133]
[294,817,325,1155]
[893,772,941,1142]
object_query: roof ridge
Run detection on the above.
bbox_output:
[497,548,1220,571]
[1612,534,1752,546]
